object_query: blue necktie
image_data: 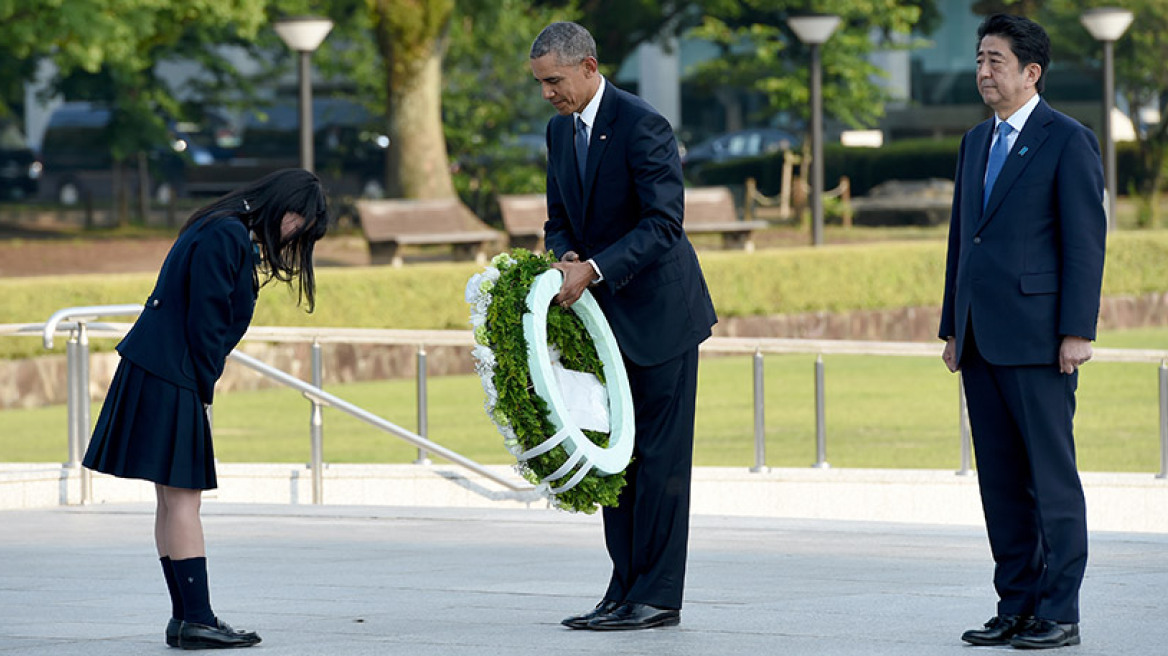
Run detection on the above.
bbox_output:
[983,121,1013,209]
[575,116,588,182]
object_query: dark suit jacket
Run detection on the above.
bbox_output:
[939,98,1106,366]
[118,216,258,404]
[544,83,717,367]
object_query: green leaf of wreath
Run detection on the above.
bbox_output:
[473,249,627,513]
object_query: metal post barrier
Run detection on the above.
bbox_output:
[76,321,92,504]
[750,349,767,472]
[957,372,973,476]
[65,330,80,467]
[414,346,431,465]
[310,339,324,504]
[1158,360,1167,480]
[813,354,829,468]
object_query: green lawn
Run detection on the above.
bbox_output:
[3,327,1164,473]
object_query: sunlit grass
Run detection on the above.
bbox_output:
[3,327,1164,473]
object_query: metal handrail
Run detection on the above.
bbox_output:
[41,304,144,349]
[18,305,535,505]
[13,320,1167,364]
[225,349,532,493]
[4,301,1168,503]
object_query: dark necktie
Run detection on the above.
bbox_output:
[983,121,1013,209]
[575,116,588,182]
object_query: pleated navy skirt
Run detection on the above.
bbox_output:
[83,359,217,490]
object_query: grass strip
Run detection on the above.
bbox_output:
[3,328,1164,473]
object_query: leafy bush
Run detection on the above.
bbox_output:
[693,138,963,197]
[3,231,1166,361]
[696,138,1156,200]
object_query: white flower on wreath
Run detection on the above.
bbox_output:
[464,272,485,304]
[480,378,497,409]
[501,424,520,454]
[466,271,496,329]
[481,265,501,284]
[472,344,496,370]
[546,344,562,367]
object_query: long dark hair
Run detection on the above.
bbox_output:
[181,168,330,311]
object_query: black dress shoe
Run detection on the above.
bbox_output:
[166,618,181,647]
[588,602,680,631]
[1010,619,1080,649]
[178,618,262,650]
[562,600,620,629]
[961,614,1031,646]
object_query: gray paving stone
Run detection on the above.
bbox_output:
[0,503,1166,655]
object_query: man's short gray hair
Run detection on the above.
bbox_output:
[530,21,597,64]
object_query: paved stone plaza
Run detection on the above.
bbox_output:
[1,503,1166,655]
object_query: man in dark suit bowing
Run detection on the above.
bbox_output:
[529,21,717,631]
[939,14,1106,650]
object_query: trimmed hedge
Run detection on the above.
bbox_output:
[3,231,1167,360]
[695,138,962,196]
[696,138,1151,199]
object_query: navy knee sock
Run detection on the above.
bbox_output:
[170,557,217,626]
[159,556,184,620]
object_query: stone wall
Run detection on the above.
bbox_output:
[0,341,476,410]
[3,292,1166,410]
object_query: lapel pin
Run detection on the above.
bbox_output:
[1018,146,1028,156]
[600,134,607,141]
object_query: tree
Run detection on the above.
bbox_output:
[282,0,570,208]
[363,0,456,199]
[1040,0,1168,227]
[687,1,928,133]
[972,0,1045,14]
[0,0,269,155]
[533,0,702,73]
[270,0,458,199]
[442,0,567,221]
[0,0,269,221]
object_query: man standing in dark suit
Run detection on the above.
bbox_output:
[939,14,1106,650]
[529,21,717,631]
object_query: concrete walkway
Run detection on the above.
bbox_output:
[2,503,1166,655]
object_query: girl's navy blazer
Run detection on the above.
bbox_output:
[118,216,258,404]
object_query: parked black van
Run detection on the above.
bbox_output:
[182,98,388,199]
[0,122,41,201]
[39,99,386,205]
[38,102,204,205]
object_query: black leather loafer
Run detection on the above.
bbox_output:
[562,600,620,629]
[1010,619,1080,649]
[178,618,261,650]
[166,617,181,647]
[588,602,680,631]
[961,614,1031,646]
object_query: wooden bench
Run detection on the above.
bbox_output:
[498,194,548,252]
[684,186,766,252]
[355,198,503,267]
[496,186,764,254]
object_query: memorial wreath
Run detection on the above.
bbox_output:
[466,249,633,513]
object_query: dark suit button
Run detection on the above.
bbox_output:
[973,237,982,244]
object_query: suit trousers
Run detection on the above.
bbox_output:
[602,346,699,610]
[960,327,1088,623]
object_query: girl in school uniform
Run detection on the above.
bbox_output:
[83,168,329,649]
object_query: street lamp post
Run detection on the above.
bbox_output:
[1081,7,1133,232]
[788,13,841,246]
[274,16,334,174]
